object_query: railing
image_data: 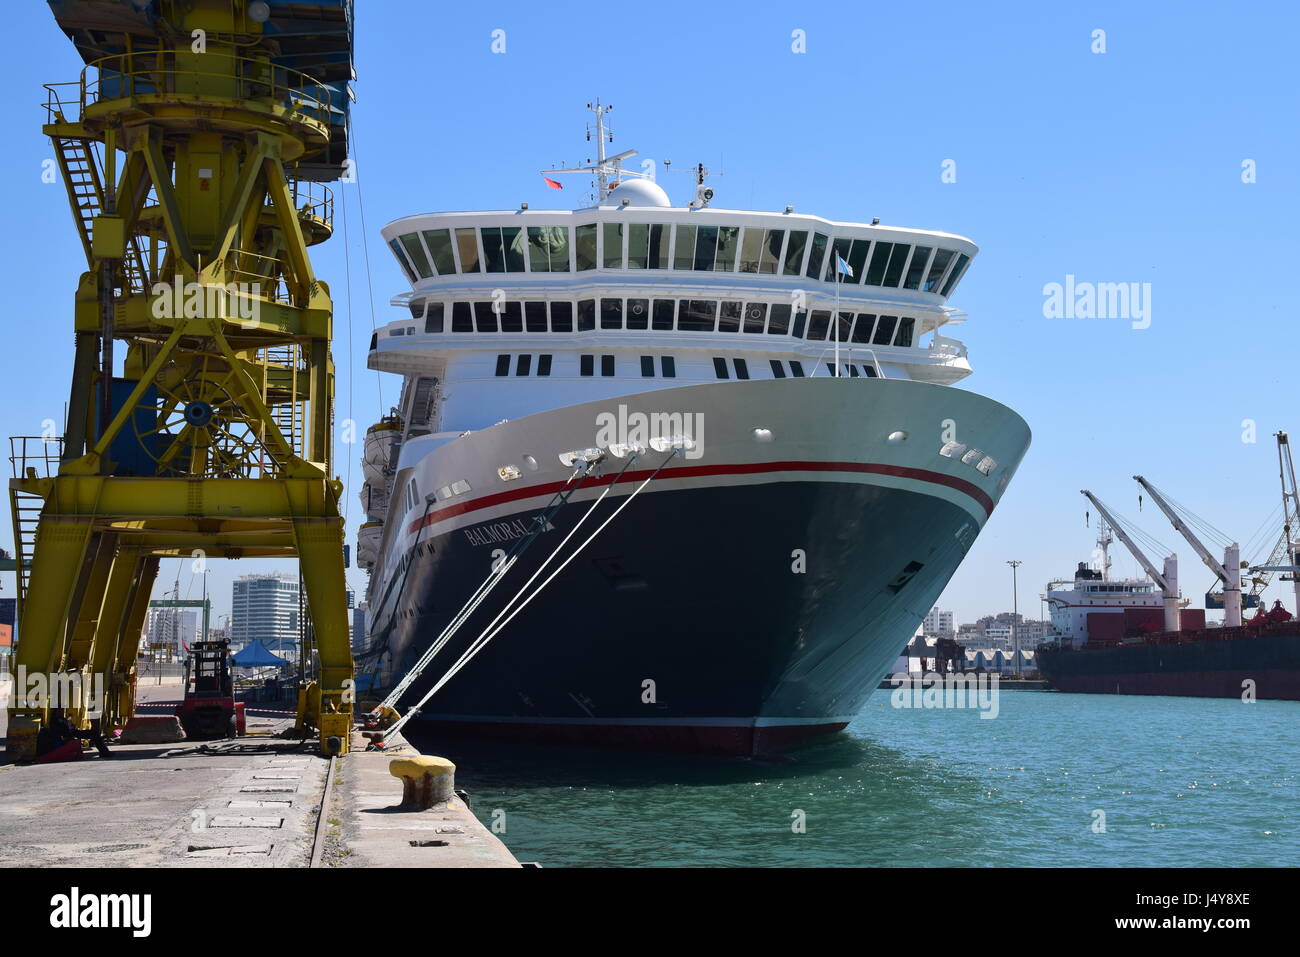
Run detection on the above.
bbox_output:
[228,248,291,305]
[929,334,968,359]
[70,52,340,130]
[10,435,64,479]
[278,178,334,233]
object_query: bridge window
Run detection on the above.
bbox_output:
[399,233,433,279]
[894,316,915,347]
[652,299,675,331]
[789,360,806,377]
[424,303,444,333]
[782,230,806,275]
[409,301,425,321]
[834,311,853,342]
[495,354,510,376]
[550,301,573,332]
[388,239,418,283]
[903,245,932,290]
[824,237,852,282]
[641,356,655,377]
[527,226,571,272]
[421,229,456,275]
[600,355,615,377]
[865,241,892,286]
[525,301,547,332]
[575,223,598,271]
[882,243,911,287]
[863,364,878,377]
[499,301,522,332]
[577,299,595,331]
[678,299,717,332]
[451,302,473,332]
[739,227,764,273]
[807,310,830,341]
[852,313,875,343]
[769,359,786,378]
[455,228,481,273]
[744,302,767,333]
[791,310,807,338]
[603,222,624,268]
[873,315,897,345]
[580,354,594,376]
[601,298,623,329]
[627,298,649,330]
[673,225,696,270]
[628,223,668,269]
[661,356,676,377]
[714,226,740,271]
[846,238,872,283]
[482,226,525,273]
[940,252,971,296]
[693,225,719,270]
[805,232,829,280]
[733,358,750,379]
[538,354,552,376]
[924,248,955,292]
[847,364,860,377]
[516,354,532,376]
[474,302,499,332]
[718,300,742,332]
[712,357,729,379]
[768,303,791,335]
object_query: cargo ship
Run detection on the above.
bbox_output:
[354,106,1031,753]
[1036,441,1300,700]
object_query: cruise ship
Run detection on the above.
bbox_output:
[355,106,1032,754]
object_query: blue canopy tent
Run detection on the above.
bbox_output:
[231,640,290,669]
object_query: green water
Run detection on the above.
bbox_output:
[412,692,1298,867]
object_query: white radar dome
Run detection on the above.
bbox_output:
[601,178,672,207]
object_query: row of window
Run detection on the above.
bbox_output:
[401,299,918,347]
[388,223,972,297]
[488,353,876,381]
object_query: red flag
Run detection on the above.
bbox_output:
[542,175,563,190]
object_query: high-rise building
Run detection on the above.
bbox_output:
[351,603,368,653]
[923,607,955,636]
[231,573,301,653]
[144,607,198,654]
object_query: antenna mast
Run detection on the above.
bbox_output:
[541,100,651,203]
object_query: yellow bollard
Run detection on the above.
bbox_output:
[389,755,456,810]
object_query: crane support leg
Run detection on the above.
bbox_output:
[293,517,353,754]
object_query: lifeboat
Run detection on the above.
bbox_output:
[362,416,401,485]
[356,520,383,569]
[359,481,390,522]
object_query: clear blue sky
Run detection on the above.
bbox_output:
[1,0,1296,626]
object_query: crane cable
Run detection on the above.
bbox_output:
[385,448,680,738]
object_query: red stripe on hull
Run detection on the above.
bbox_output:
[412,718,851,756]
[1046,670,1300,700]
[409,459,993,536]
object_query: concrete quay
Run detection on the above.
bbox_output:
[0,684,520,868]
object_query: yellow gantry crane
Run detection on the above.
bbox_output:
[7,0,356,757]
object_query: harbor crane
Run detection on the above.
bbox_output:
[1249,431,1300,615]
[7,0,356,759]
[1133,477,1243,627]
[1081,490,1181,632]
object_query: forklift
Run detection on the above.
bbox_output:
[176,640,245,740]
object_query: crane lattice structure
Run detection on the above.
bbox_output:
[7,0,356,758]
